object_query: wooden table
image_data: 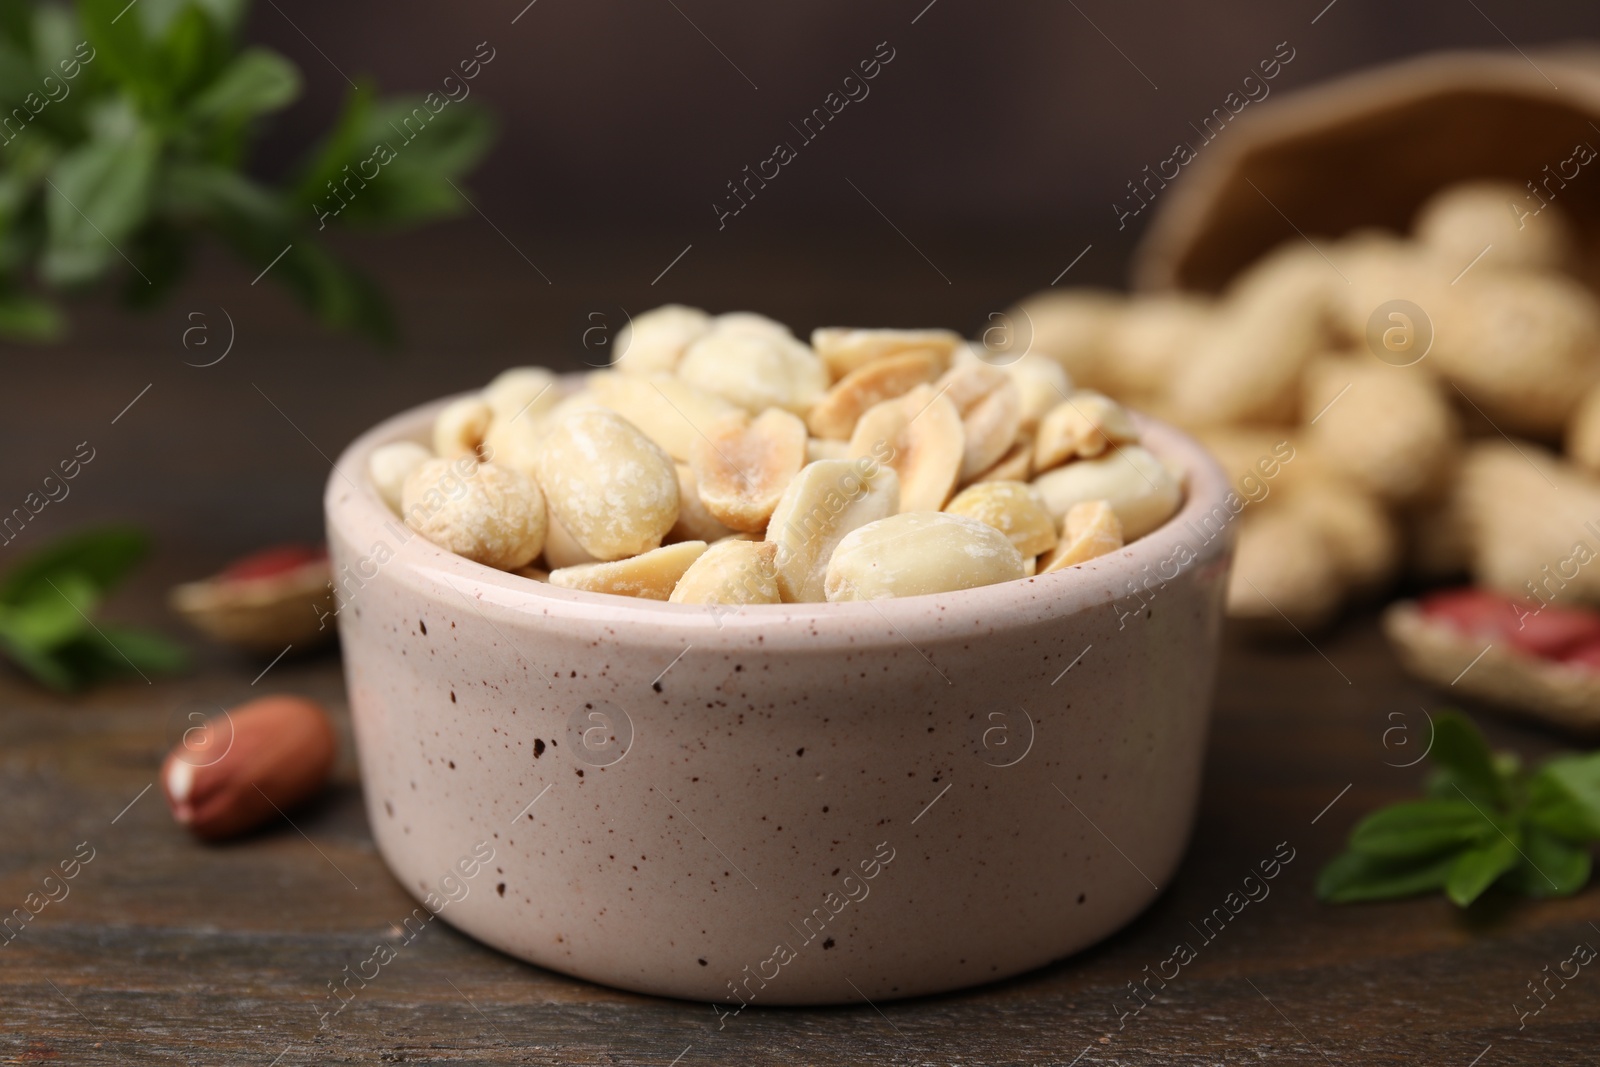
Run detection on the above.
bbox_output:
[3,230,1598,1064]
[8,617,1597,1065]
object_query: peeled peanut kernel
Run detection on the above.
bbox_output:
[690,408,808,532]
[954,344,1074,430]
[936,363,1023,481]
[533,409,679,560]
[614,304,712,374]
[807,437,850,463]
[480,416,541,479]
[488,390,604,476]
[1031,444,1181,541]
[402,458,546,570]
[678,327,828,415]
[767,458,900,603]
[1007,355,1073,432]
[945,481,1058,558]
[810,327,963,382]
[544,389,605,425]
[973,438,1033,484]
[550,541,708,600]
[1040,500,1124,572]
[433,396,493,460]
[514,564,550,582]
[669,539,781,605]
[807,353,942,440]
[483,367,558,425]
[162,695,336,841]
[714,311,794,338]
[1034,391,1140,470]
[824,512,1025,601]
[669,464,735,543]
[369,441,433,513]
[543,507,598,569]
[848,384,964,512]
[963,399,1021,482]
[587,370,737,462]
[1067,500,1117,540]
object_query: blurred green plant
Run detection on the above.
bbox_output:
[1319,711,1600,908]
[0,0,494,344]
[0,525,187,689]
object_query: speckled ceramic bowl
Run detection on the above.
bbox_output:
[325,398,1233,1007]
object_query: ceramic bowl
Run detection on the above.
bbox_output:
[324,398,1234,1007]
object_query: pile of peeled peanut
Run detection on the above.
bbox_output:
[1010,180,1600,630]
[367,311,1183,604]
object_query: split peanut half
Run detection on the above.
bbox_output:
[550,541,709,599]
[848,384,964,513]
[689,408,809,533]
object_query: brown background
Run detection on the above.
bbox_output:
[7,0,1600,568]
[248,0,1600,235]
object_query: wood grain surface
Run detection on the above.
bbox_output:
[2,230,1597,1065]
[6,620,1597,1066]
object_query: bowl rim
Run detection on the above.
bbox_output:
[325,392,1237,639]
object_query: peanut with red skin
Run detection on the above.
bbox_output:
[162,696,336,842]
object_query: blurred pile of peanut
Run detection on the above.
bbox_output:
[1007,181,1600,630]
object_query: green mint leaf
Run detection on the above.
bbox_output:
[1526,792,1598,845]
[96,624,188,673]
[385,98,495,177]
[1445,834,1520,907]
[1347,799,1496,858]
[1527,755,1600,841]
[0,0,32,52]
[162,162,283,224]
[49,633,143,686]
[148,3,225,106]
[80,0,226,109]
[187,0,248,32]
[1503,826,1592,899]
[77,0,153,93]
[1316,849,1459,903]
[0,3,494,345]
[31,3,81,75]
[0,569,99,650]
[295,89,493,229]
[0,288,63,340]
[1426,712,1503,807]
[129,0,246,36]
[0,628,76,689]
[0,525,149,604]
[187,47,299,124]
[291,81,375,207]
[41,124,160,286]
[0,34,43,110]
